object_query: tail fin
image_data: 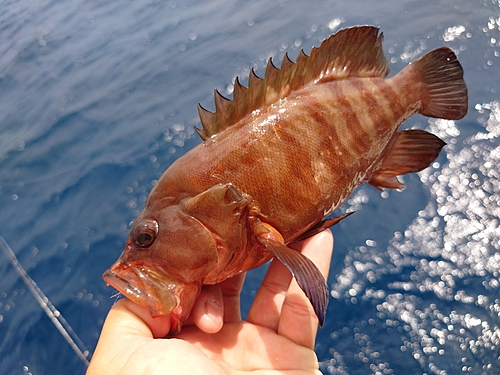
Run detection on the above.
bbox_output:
[410,47,468,120]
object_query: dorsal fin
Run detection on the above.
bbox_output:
[196,26,390,140]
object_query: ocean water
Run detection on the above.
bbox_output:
[1,0,499,374]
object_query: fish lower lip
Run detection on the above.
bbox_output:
[102,270,143,300]
[102,264,178,316]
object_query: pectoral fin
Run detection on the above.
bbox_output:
[254,222,328,326]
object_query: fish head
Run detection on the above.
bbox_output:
[103,203,220,332]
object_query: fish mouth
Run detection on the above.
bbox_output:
[103,262,179,317]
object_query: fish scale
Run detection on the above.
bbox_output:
[103,26,467,333]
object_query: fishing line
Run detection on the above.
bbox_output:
[0,236,90,367]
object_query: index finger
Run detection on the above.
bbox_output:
[219,272,246,322]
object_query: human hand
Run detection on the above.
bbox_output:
[87,230,333,375]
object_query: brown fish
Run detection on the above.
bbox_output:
[103,26,467,333]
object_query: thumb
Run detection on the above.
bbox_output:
[87,299,172,374]
[100,298,172,341]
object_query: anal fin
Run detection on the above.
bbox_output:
[254,222,328,326]
[368,129,445,190]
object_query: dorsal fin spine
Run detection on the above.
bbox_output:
[294,50,309,89]
[278,53,296,98]
[233,77,246,120]
[233,77,246,102]
[196,104,213,140]
[249,68,264,111]
[248,68,262,93]
[214,90,230,113]
[264,59,280,105]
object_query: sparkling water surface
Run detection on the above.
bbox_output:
[1,1,499,374]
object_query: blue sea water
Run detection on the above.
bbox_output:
[1,0,499,374]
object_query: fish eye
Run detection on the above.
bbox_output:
[132,219,158,248]
[136,232,154,247]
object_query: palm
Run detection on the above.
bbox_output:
[87,231,332,375]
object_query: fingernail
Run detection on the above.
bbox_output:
[204,297,222,317]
